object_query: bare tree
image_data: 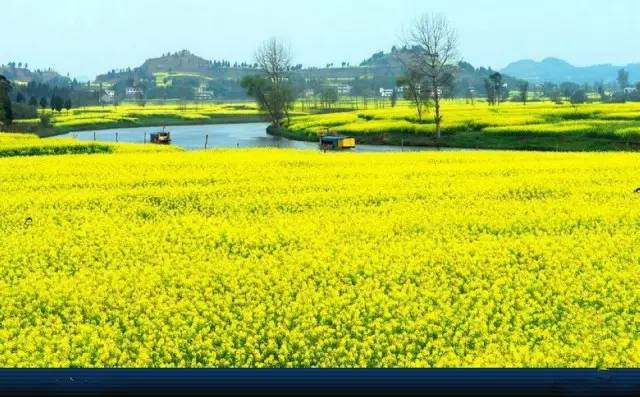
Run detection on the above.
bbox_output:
[396,71,430,121]
[403,14,459,138]
[255,38,292,86]
[243,38,296,128]
[395,51,430,121]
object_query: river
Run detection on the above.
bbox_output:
[57,123,461,152]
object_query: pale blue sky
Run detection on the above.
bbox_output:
[3,0,639,79]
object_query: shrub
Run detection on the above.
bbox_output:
[40,114,51,128]
[11,103,38,119]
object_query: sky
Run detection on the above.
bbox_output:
[3,0,640,80]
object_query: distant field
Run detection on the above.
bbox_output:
[14,100,640,151]
[38,103,269,136]
[153,72,216,87]
[0,148,639,367]
[285,101,640,151]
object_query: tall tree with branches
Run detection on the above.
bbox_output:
[255,38,292,86]
[403,14,459,138]
[519,82,529,105]
[395,50,431,121]
[396,70,429,121]
[617,69,630,91]
[242,38,296,129]
[0,75,13,127]
[489,72,504,105]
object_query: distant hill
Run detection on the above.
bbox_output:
[141,50,212,74]
[360,49,525,96]
[96,50,255,82]
[0,65,68,85]
[501,57,640,84]
[93,48,525,100]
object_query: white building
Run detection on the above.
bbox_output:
[379,88,394,98]
[125,87,143,98]
[336,84,352,95]
[195,85,215,101]
[195,91,215,101]
[101,89,115,104]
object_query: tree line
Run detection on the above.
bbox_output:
[240,13,640,136]
[241,15,526,137]
[0,77,74,129]
[2,14,640,132]
[241,14,462,138]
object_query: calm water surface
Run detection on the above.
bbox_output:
[57,123,465,152]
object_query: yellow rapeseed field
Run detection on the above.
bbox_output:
[288,101,640,138]
[50,103,263,129]
[0,149,639,368]
[34,103,272,135]
[0,133,179,157]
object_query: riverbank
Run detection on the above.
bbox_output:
[57,123,469,152]
[269,126,640,152]
[22,101,640,152]
[2,103,271,138]
[38,114,268,138]
[280,101,640,152]
[0,133,180,158]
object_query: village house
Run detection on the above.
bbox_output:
[336,84,352,95]
[379,88,394,98]
[194,85,215,100]
[125,87,143,98]
[100,89,115,104]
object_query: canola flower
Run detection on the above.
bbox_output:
[0,133,180,157]
[0,149,639,368]
[288,101,640,138]
[46,103,278,134]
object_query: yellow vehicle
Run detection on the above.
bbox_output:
[320,134,356,151]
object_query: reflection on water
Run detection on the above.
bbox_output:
[57,123,462,152]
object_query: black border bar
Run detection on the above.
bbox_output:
[0,369,639,396]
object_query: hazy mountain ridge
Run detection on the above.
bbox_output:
[95,50,258,84]
[0,65,68,85]
[502,57,640,84]
[95,49,525,100]
[140,50,218,74]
